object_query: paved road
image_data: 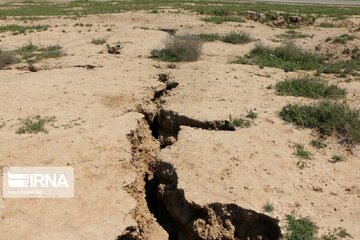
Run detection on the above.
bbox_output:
[252,0,360,6]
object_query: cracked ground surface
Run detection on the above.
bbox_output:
[0,10,359,240]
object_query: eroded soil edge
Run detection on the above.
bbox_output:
[119,74,281,240]
[154,161,281,240]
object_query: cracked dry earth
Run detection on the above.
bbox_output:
[0,11,359,240]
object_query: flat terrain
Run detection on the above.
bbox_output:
[0,2,359,240]
[254,0,360,6]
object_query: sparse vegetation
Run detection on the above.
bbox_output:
[285,214,318,240]
[233,43,325,72]
[0,24,49,35]
[201,15,244,24]
[235,42,359,76]
[0,49,19,69]
[319,22,336,28]
[329,155,345,163]
[0,1,359,238]
[275,76,346,99]
[231,117,251,128]
[285,215,351,240]
[151,34,202,62]
[337,228,351,239]
[276,30,311,40]
[262,202,274,213]
[316,58,360,77]
[0,0,358,19]
[91,37,106,45]
[16,116,55,134]
[197,31,253,44]
[310,139,327,149]
[207,9,233,16]
[279,102,360,144]
[231,111,257,128]
[246,109,257,119]
[17,42,63,63]
[221,31,253,44]
[332,34,354,44]
[294,143,311,160]
[322,227,352,240]
[197,33,220,42]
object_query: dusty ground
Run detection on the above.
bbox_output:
[0,10,359,240]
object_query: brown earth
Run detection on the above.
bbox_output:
[0,11,359,240]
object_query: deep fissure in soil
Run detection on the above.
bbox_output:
[152,161,282,240]
[119,73,282,240]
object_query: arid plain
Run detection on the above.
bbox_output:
[0,2,359,240]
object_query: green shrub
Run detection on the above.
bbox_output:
[275,76,346,99]
[17,42,63,63]
[235,43,359,76]
[231,117,251,128]
[294,143,311,160]
[286,214,350,240]
[151,34,202,62]
[262,202,274,213]
[16,116,55,134]
[337,228,351,238]
[237,43,325,72]
[17,42,38,53]
[285,215,318,240]
[246,109,257,119]
[279,102,360,144]
[221,31,253,44]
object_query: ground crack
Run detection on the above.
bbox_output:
[118,72,281,240]
[152,161,282,240]
[154,73,235,148]
[118,72,180,240]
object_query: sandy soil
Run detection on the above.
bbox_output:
[0,11,359,240]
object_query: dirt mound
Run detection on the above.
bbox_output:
[245,11,314,28]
